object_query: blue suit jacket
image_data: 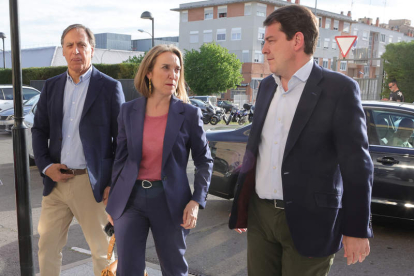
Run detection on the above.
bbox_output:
[106,96,213,228]
[229,63,374,257]
[32,67,125,202]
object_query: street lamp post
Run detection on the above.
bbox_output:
[0,32,6,69]
[140,11,154,48]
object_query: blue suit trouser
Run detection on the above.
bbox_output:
[114,181,189,276]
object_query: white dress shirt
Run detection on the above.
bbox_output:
[255,58,314,200]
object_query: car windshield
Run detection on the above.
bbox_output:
[3,88,13,100]
[24,94,40,106]
[191,99,206,106]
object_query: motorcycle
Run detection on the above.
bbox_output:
[202,104,216,125]
[243,103,254,123]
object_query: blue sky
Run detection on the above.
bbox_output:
[0,0,413,50]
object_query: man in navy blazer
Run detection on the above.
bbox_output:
[229,6,373,275]
[32,24,124,276]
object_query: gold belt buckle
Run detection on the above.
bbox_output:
[142,180,153,189]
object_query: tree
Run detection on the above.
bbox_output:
[122,54,145,64]
[184,43,243,95]
[382,41,414,102]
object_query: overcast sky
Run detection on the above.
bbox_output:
[0,0,413,51]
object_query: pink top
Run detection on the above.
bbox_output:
[137,113,168,181]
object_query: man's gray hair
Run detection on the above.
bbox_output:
[61,24,96,47]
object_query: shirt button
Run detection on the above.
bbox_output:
[68,135,70,138]
[278,118,281,121]
[274,189,277,193]
[273,166,276,170]
[274,141,278,144]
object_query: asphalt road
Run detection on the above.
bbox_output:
[1,127,414,276]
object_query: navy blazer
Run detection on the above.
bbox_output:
[106,96,213,228]
[229,63,374,257]
[32,67,125,202]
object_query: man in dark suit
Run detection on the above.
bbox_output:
[229,5,373,276]
[32,24,124,276]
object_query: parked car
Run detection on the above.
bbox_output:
[217,100,238,113]
[189,96,217,107]
[23,96,41,165]
[206,101,414,221]
[190,98,208,112]
[0,94,40,133]
[0,85,41,111]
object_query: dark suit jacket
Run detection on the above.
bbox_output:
[106,96,213,228]
[32,66,125,202]
[229,63,374,257]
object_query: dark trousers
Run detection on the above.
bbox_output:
[247,193,334,276]
[114,181,190,276]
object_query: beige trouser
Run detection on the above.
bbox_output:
[38,174,113,276]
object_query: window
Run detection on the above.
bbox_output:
[231,28,241,40]
[389,35,393,43]
[362,30,369,40]
[313,57,319,64]
[218,6,227,18]
[244,3,252,16]
[322,59,328,68]
[258,28,265,40]
[340,61,347,71]
[353,28,358,36]
[203,30,212,43]
[370,111,414,148]
[22,88,39,100]
[190,31,199,43]
[379,52,383,58]
[181,10,188,22]
[364,65,370,77]
[333,20,339,30]
[242,50,250,63]
[324,38,330,49]
[204,8,213,20]
[325,18,331,29]
[254,51,264,63]
[216,29,226,41]
[257,3,266,17]
[380,34,386,42]
[318,17,322,28]
[317,37,321,48]
[332,40,337,50]
[398,37,402,42]
[343,22,350,33]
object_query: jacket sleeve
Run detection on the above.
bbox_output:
[190,107,213,209]
[31,81,53,175]
[333,78,374,238]
[110,80,125,156]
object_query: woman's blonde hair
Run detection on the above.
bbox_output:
[134,44,189,103]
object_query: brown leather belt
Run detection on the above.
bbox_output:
[60,169,87,176]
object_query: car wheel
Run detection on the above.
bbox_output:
[29,155,36,166]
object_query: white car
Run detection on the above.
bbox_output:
[23,98,38,165]
[0,85,41,111]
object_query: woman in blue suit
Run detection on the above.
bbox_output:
[106,44,213,276]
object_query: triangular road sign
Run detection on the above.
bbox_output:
[335,36,357,58]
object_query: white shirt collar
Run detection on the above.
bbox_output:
[272,57,314,86]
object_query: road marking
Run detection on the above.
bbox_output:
[71,247,91,255]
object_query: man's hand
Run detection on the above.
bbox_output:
[103,187,111,206]
[181,200,199,229]
[343,235,370,265]
[45,164,74,182]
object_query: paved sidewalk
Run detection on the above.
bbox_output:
[35,258,162,276]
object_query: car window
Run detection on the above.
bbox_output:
[370,109,414,148]
[3,88,13,100]
[23,88,40,100]
[0,89,4,100]
[24,94,40,106]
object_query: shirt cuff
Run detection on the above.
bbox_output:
[42,164,53,175]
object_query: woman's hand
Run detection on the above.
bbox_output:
[107,214,114,226]
[181,200,199,229]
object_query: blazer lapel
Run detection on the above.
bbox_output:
[131,98,146,167]
[162,96,185,169]
[54,73,67,134]
[81,66,103,119]
[283,64,323,161]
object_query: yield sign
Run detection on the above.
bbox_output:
[335,36,357,58]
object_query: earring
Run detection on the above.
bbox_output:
[149,79,152,95]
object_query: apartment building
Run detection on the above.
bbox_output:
[172,0,353,101]
[343,18,414,79]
